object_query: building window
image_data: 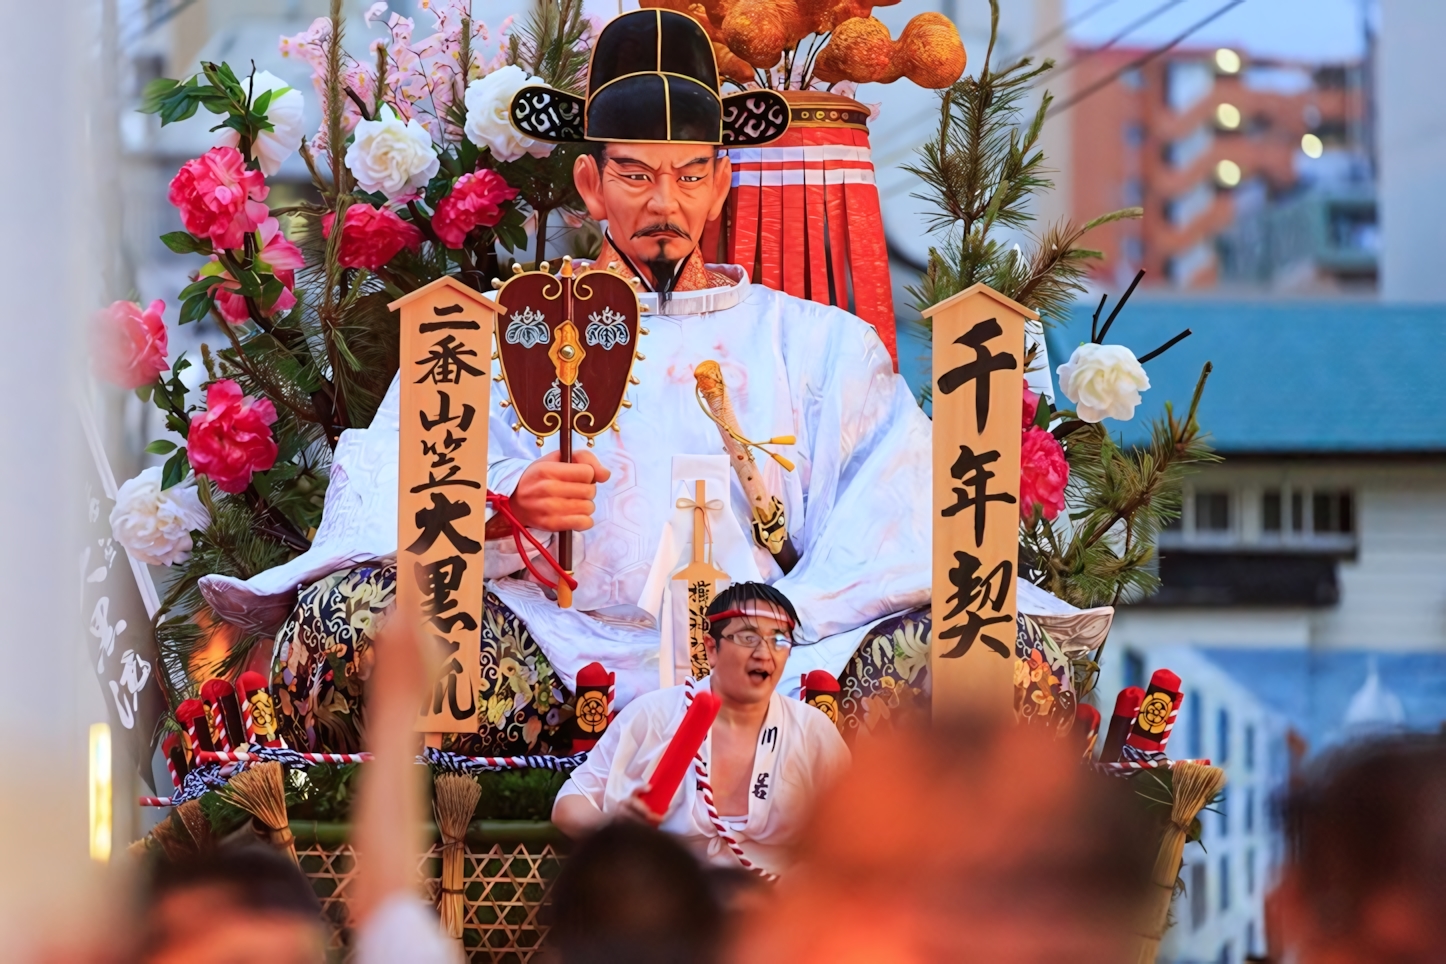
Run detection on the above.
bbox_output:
[1313,490,1354,534]
[1291,491,1305,532]
[1246,919,1258,956]
[1245,787,1255,834]
[1218,707,1232,763]
[1220,854,1232,912]
[1122,176,1144,207]
[1218,942,1233,964]
[1192,862,1208,929]
[1197,491,1231,531]
[1123,122,1145,149]
[1122,235,1144,265]
[1121,67,1144,90]
[1245,724,1256,771]
[1124,649,1145,690]
[1246,847,1256,895]
[1188,691,1204,758]
[1263,490,1282,531]
[1218,785,1230,837]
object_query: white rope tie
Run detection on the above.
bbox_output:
[684,678,779,881]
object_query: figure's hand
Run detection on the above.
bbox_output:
[620,786,665,828]
[509,450,611,532]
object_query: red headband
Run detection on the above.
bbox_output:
[709,603,795,631]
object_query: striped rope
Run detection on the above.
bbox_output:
[683,680,778,882]
[1094,757,1213,776]
[422,747,587,774]
[197,749,371,766]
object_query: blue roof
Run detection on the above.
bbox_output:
[1043,298,1446,454]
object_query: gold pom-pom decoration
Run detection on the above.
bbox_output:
[812,42,847,84]
[715,41,757,83]
[701,0,737,30]
[822,16,894,83]
[722,0,788,68]
[895,12,966,89]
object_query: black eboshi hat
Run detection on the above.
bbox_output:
[509,9,789,147]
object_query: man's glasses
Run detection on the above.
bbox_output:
[720,631,793,653]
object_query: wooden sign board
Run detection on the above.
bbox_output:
[390,277,503,733]
[921,283,1036,718]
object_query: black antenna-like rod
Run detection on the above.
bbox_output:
[1091,292,1108,343]
[1097,269,1146,344]
[1138,328,1192,364]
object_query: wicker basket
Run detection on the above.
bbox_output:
[293,821,567,963]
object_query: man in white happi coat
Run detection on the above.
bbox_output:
[553,583,849,875]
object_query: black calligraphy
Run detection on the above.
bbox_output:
[407,492,482,555]
[415,333,485,384]
[429,636,477,720]
[936,318,1018,433]
[942,445,1017,547]
[937,551,1014,660]
[416,556,478,634]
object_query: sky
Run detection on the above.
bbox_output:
[1065,0,1371,62]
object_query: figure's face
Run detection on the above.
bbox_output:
[704,612,792,707]
[573,141,732,281]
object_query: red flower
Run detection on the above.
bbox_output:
[214,218,305,324]
[168,147,270,251]
[188,380,279,494]
[431,170,518,248]
[92,299,169,390]
[1022,382,1041,429]
[1020,426,1068,522]
[322,203,424,270]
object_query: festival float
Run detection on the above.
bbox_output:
[94,0,1225,959]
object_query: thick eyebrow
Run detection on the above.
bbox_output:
[679,155,715,168]
[606,155,656,171]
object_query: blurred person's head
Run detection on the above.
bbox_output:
[136,845,325,964]
[730,712,1155,963]
[704,583,799,709]
[1273,734,1446,963]
[545,820,724,964]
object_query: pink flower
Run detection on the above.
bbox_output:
[431,170,518,248]
[1022,382,1041,429]
[1020,426,1069,522]
[168,147,270,250]
[322,204,425,270]
[187,380,279,494]
[92,300,169,390]
[213,218,305,324]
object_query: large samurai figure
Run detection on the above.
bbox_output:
[199,10,933,754]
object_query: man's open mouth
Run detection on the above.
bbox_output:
[748,669,772,683]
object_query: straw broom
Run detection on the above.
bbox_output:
[1135,762,1227,964]
[433,773,482,939]
[175,798,214,852]
[222,761,297,864]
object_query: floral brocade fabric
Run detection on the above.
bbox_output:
[270,563,573,755]
[270,564,940,752]
[835,608,933,743]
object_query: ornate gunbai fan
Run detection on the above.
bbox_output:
[493,259,643,606]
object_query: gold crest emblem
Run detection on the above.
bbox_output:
[249,691,278,739]
[576,690,610,734]
[807,692,838,723]
[1137,691,1172,735]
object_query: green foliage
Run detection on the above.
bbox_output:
[904,0,1140,329]
[286,764,364,822]
[473,769,571,821]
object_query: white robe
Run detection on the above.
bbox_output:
[487,265,934,706]
[556,677,850,875]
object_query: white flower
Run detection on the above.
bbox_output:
[110,466,211,567]
[345,105,440,198]
[1056,343,1151,423]
[216,70,305,176]
[463,65,556,163]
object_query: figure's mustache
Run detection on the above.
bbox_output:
[633,222,691,241]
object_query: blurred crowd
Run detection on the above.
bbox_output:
[60,620,1446,964]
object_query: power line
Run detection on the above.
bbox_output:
[1048,0,1247,116]
[1019,0,1125,59]
[1055,0,1187,75]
